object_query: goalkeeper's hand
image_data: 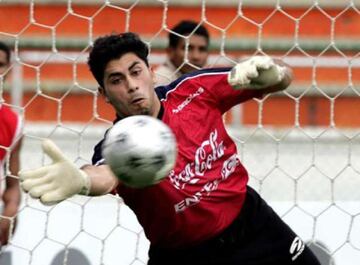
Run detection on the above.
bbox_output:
[228,56,286,90]
[20,139,91,204]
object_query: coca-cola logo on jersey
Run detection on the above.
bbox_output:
[169,129,225,190]
[221,153,239,180]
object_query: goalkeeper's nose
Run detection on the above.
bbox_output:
[126,77,139,93]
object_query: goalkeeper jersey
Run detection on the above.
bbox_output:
[92,68,263,248]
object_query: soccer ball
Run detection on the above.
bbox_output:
[102,115,177,188]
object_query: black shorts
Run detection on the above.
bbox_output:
[148,186,321,265]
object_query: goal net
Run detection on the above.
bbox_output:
[1,0,359,264]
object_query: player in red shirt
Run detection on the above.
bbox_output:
[0,41,22,248]
[20,33,320,264]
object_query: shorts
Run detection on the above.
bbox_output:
[148,186,321,265]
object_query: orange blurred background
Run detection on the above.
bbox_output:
[1,2,359,127]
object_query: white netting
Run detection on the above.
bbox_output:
[0,0,360,265]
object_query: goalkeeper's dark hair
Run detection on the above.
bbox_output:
[169,20,210,48]
[0,41,11,64]
[88,32,149,87]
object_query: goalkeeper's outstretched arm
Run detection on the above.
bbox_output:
[20,139,118,205]
[81,164,118,196]
[228,56,293,94]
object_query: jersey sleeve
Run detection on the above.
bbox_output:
[92,119,118,165]
[91,138,105,166]
[91,134,120,196]
[196,68,264,114]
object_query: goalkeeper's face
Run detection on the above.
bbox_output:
[101,52,159,118]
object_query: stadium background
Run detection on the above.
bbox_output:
[0,0,359,264]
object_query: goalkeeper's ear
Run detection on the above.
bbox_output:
[149,65,157,86]
[98,86,110,103]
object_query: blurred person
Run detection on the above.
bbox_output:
[155,20,210,86]
[0,41,22,248]
[20,33,320,265]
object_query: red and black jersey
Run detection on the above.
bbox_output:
[92,68,263,248]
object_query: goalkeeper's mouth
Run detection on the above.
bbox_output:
[131,98,146,105]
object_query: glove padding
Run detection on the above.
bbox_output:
[20,139,90,204]
[228,56,286,90]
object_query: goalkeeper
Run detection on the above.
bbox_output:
[20,33,320,265]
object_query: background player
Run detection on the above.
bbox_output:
[20,33,320,265]
[0,41,22,248]
[155,20,210,86]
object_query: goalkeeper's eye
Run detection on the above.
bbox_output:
[107,73,124,85]
[131,68,142,77]
[110,78,122,85]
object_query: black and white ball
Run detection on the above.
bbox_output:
[102,115,177,188]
